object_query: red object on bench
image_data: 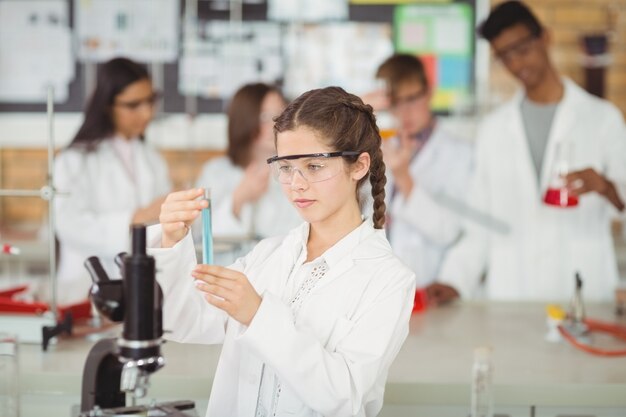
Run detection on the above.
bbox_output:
[0,285,92,321]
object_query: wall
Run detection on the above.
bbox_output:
[487,0,626,115]
[0,148,223,231]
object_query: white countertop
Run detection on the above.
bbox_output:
[14,302,626,415]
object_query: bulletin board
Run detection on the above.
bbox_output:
[394,3,475,111]
[0,0,476,115]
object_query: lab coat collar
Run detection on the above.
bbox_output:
[285,218,390,268]
[505,77,582,194]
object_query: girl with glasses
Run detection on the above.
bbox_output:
[53,57,171,305]
[150,87,415,416]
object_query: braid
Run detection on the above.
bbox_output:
[338,99,379,131]
[339,97,386,229]
[370,145,387,229]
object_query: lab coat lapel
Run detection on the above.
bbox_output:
[310,225,387,294]
[132,140,157,206]
[539,80,576,192]
[507,95,541,202]
[412,127,439,176]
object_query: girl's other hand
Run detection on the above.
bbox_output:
[192,264,262,326]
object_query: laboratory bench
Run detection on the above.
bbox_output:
[13,302,626,417]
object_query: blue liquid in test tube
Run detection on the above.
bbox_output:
[202,188,214,264]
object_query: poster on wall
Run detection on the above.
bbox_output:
[0,0,74,103]
[268,0,348,22]
[283,23,393,99]
[74,0,179,62]
[394,3,474,112]
[179,21,283,99]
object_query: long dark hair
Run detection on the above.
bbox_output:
[70,57,150,150]
[227,83,282,168]
[273,87,387,229]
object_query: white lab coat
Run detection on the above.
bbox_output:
[439,79,626,301]
[194,156,302,238]
[148,220,415,417]
[54,138,171,304]
[386,125,473,287]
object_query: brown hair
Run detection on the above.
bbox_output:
[273,87,387,229]
[227,83,282,168]
[376,54,429,100]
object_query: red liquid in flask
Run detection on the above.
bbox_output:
[543,188,579,207]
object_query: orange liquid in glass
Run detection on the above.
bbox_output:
[379,128,397,141]
[543,187,579,207]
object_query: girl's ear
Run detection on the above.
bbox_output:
[351,152,370,181]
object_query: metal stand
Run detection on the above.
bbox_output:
[0,86,65,345]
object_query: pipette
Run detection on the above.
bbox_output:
[202,188,214,265]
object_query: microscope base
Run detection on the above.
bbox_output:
[78,400,197,417]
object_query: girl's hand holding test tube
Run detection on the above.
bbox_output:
[192,265,262,326]
[160,188,208,248]
[159,188,262,325]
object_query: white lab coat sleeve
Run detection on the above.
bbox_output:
[437,127,491,298]
[148,225,234,344]
[237,264,415,416]
[600,105,626,214]
[390,184,462,245]
[54,151,134,257]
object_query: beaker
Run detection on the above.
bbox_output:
[0,332,19,417]
[543,142,579,208]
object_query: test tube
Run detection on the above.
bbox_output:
[202,188,214,265]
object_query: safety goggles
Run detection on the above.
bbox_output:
[494,33,540,64]
[113,91,161,111]
[266,151,360,184]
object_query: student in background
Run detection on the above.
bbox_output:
[428,1,626,304]
[194,83,301,240]
[54,57,171,305]
[150,87,415,416]
[369,54,474,287]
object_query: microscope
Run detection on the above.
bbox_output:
[80,225,197,416]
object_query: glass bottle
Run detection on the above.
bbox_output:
[471,346,494,417]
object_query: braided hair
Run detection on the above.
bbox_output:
[274,87,387,229]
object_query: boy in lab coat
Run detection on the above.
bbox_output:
[370,54,474,287]
[428,1,626,303]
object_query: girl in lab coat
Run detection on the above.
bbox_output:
[54,57,171,305]
[194,83,301,240]
[150,87,416,416]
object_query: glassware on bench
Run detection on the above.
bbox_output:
[543,142,579,208]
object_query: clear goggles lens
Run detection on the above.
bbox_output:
[267,152,360,184]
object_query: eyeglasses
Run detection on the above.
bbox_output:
[494,34,539,64]
[114,92,161,111]
[266,151,361,184]
[391,88,428,111]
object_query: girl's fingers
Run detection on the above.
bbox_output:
[193,265,242,281]
[204,293,228,310]
[195,281,233,300]
[162,199,208,213]
[160,210,200,224]
[165,188,205,203]
[192,273,237,291]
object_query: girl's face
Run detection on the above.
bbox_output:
[111,79,156,139]
[255,91,286,157]
[275,127,369,227]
